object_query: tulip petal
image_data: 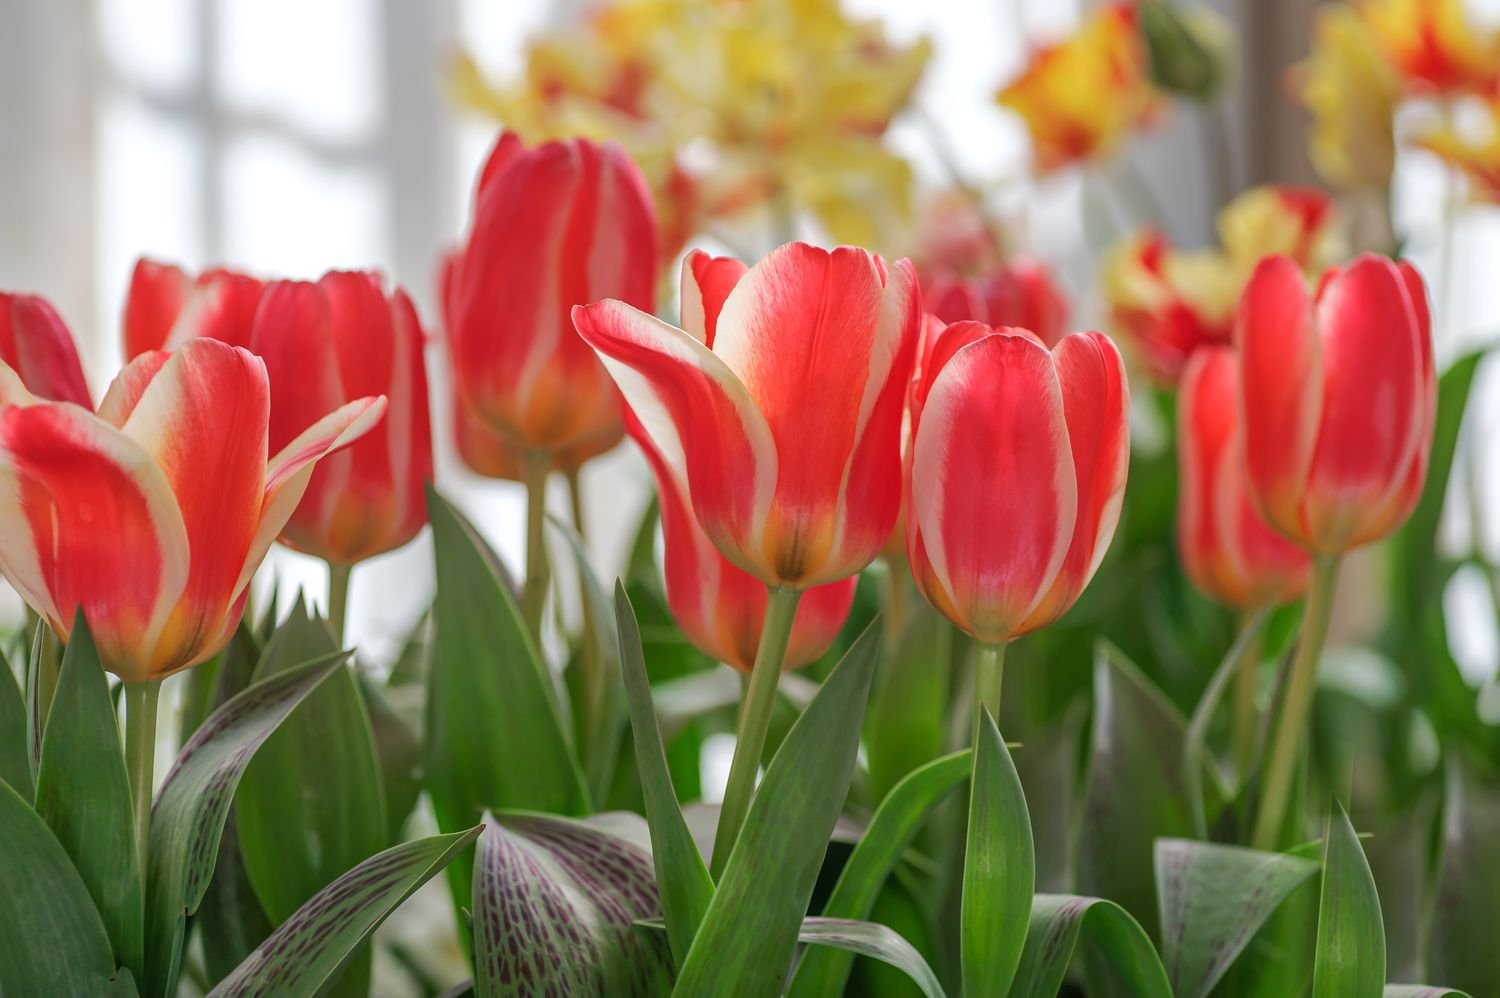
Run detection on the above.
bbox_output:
[1178,348,1245,601]
[680,250,748,347]
[123,259,189,359]
[1302,254,1425,549]
[5,296,93,407]
[97,351,171,428]
[0,403,189,679]
[573,298,777,579]
[909,333,1077,642]
[1018,330,1129,632]
[1237,255,1321,541]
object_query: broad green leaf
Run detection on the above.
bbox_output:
[195,819,274,982]
[788,750,971,998]
[552,514,625,805]
[1314,801,1384,996]
[674,622,881,997]
[1012,895,1171,998]
[473,811,672,996]
[144,655,343,998]
[962,709,1034,998]
[615,584,713,965]
[1382,987,1473,997]
[0,644,31,797]
[1079,643,1220,935]
[1428,758,1500,996]
[796,918,946,998]
[209,826,481,996]
[424,486,587,920]
[0,779,136,995]
[236,603,386,921]
[1154,838,1319,998]
[865,607,953,803]
[34,615,143,978]
[359,673,423,843]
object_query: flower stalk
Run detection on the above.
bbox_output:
[521,451,552,643]
[124,679,162,882]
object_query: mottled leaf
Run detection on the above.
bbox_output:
[1012,894,1171,998]
[796,918,946,998]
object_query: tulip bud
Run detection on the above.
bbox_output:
[1140,0,1232,102]
[1237,253,1434,553]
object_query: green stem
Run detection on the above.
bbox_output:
[566,468,603,769]
[972,642,1007,745]
[327,563,352,646]
[1230,611,1264,778]
[1251,556,1340,850]
[711,586,803,878]
[881,557,909,651]
[521,452,552,644]
[124,679,162,882]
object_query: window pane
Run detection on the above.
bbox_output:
[97,0,198,91]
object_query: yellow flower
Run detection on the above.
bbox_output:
[1217,184,1348,278]
[1291,4,1400,192]
[997,2,1163,174]
[1414,96,1500,203]
[1362,0,1500,95]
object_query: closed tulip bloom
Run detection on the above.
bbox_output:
[574,243,921,588]
[1238,253,1434,553]
[0,338,383,682]
[447,132,656,458]
[123,258,265,358]
[907,322,1129,642]
[250,274,433,564]
[925,262,1070,348]
[632,411,855,672]
[0,293,92,406]
[1178,346,1310,608]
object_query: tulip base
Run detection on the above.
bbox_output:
[711,586,803,878]
[124,679,161,881]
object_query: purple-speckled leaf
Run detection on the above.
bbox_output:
[472,810,673,997]
[207,826,480,996]
[142,654,344,998]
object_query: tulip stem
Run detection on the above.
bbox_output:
[521,452,552,644]
[567,467,605,790]
[1230,611,1264,778]
[1251,556,1340,850]
[327,563,352,646]
[124,679,161,885]
[711,585,803,878]
[973,642,1007,744]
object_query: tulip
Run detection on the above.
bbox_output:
[1363,0,1500,95]
[575,242,919,873]
[925,262,1070,348]
[0,292,92,406]
[1238,252,1434,850]
[1178,346,1310,610]
[1103,231,1237,382]
[123,258,265,358]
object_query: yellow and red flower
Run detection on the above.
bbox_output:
[1362,0,1500,96]
[1414,95,1500,203]
[1291,4,1401,192]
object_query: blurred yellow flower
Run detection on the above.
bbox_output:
[1217,184,1348,278]
[997,2,1163,174]
[1291,4,1400,192]
[452,0,930,252]
[1362,0,1500,95]
[1414,97,1500,203]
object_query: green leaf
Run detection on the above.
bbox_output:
[0,779,136,995]
[195,819,274,982]
[865,607,953,803]
[25,619,59,786]
[673,621,881,997]
[614,583,713,965]
[1428,757,1500,996]
[1382,987,1473,997]
[0,644,32,798]
[236,603,386,921]
[962,709,1034,997]
[1012,895,1171,998]
[787,750,970,998]
[359,672,423,843]
[1079,643,1218,935]
[209,826,481,996]
[33,615,143,978]
[796,918,947,998]
[424,485,588,920]
[1314,800,1384,996]
[472,811,672,996]
[1153,838,1319,998]
[143,654,343,998]
[1182,608,1272,835]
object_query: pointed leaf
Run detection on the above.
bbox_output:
[788,750,971,997]
[1313,801,1384,996]
[796,918,946,998]
[472,811,672,996]
[143,655,343,998]
[424,485,587,920]
[0,644,31,797]
[673,622,881,997]
[0,779,136,995]
[1013,894,1171,998]
[1154,838,1319,997]
[1429,758,1500,996]
[208,826,481,996]
[962,709,1034,997]
[615,584,713,965]
[34,615,143,978]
